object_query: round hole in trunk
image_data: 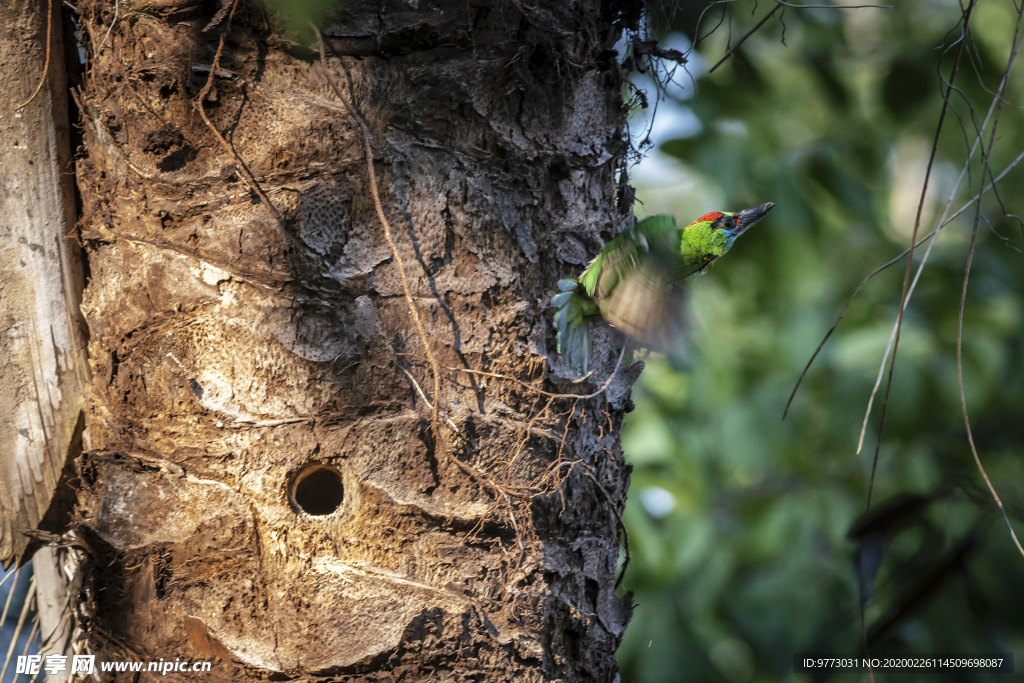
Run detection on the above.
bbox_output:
[290,464,344,516]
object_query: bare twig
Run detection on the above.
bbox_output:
[775,1,891,8]
[955,0,1024,560]
[705,1,891,74]
[708,5,781,73]
[783,147,1024,420]
[865,0,976,512]
[856,84,1004,454]
[856,14,1024,457]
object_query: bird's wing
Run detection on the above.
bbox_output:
[580,215,679,297]
[598,262,687,352]
[579,215,685,350]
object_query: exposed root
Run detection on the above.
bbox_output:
[399,366,460,433]
[453,345,627,402]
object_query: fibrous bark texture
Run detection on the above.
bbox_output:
[74,0,640,680]
[0,0,87,567]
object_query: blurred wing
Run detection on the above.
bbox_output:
[598,260,687,352]
[582,214,680,302]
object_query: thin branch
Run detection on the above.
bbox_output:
[856,78,1005,454]
[775,1,891,8]
[856,3,1024,455]
[783,146,1024,420]
[708,4,781,73]
[692,1,737,52]
[866,1,976,512]
[784,4,973,433]
[704,1,891,74]
[955,0,1024,559]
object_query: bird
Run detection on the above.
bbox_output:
[552,203,774,374]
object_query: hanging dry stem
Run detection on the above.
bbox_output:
[313,25,444,437]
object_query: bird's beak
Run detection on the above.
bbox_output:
[733,202,774,237]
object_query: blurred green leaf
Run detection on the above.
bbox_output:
[619,2,1024,681]
[259,0,344,40]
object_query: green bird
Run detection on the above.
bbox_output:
[552,203,774,373]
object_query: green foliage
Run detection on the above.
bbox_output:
[619,2,1024,681]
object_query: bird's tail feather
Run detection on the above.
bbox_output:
[552,279,596,375]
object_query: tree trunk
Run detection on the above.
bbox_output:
[0,0,87,675]
[74,0,640,680]
[0,0,87,570]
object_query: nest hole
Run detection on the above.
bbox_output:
[290,464,344,516]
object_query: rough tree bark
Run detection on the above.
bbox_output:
[72,0,641,680]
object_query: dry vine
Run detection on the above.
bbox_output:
[313,25,444,439]
[195,0,284,225]
[14,0,53,111]
[955,0,1024,558]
